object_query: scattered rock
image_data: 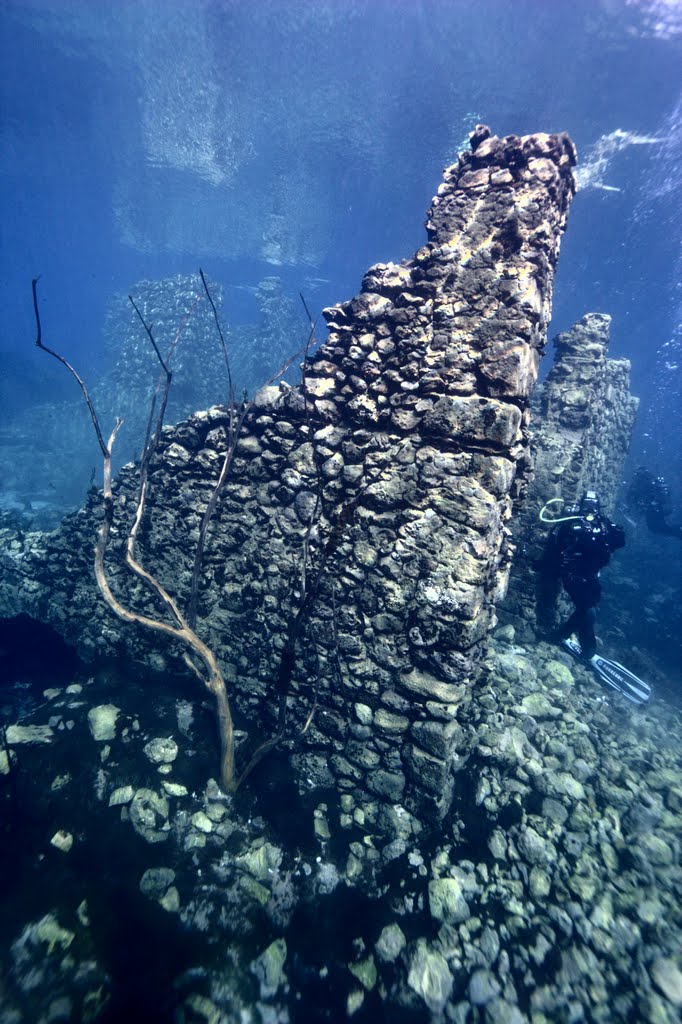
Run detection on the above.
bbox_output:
[87,705,120,742]
[428,877,470,924]
[6,724,53,745]
[349,954,377,991]
[191,811,214,834]
[109,785,134,806]
[251,938,287,997]
[650,957,682,1007]
[50,830,73,853]
[144,737,179,764]
[520,692,561,719]
[469,968,501,1005]
[129,788,170,843]
[139,867,179,911]
[407,940,453,1012]
[375,923,406,963]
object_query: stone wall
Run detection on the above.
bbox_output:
[501,312,639,640]
[0,127,576,829]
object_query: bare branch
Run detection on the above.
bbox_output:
[32,278,110,459]
[200,268,233,407]
[128,294,169,375]
[35,277,237,791]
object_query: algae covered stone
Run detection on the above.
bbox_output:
[520,693,561,719]
[252,938,287,997]
[428,877,470,923]
[469,968,501,1006]
[50,830,73,853]
[139,867,179,912]
[375,923,406,962]
[650,957,682,1007]
[237,841,283,881]
[407,940,453,1012]
[19,913,75,956]
[349,954,377,991]
[129,788,170,843]
[517,825,556,866]
[109,785,134,807]
[144,737,179,764]
[494,726,529,765]
[87,704,120,742]
[140,866,175,899]
[545,660,574,688]
[191,811,214,834]
[6,724,54,745]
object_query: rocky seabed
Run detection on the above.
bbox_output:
[1,631,681,1024]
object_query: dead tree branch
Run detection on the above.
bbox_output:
[32,277,237,791]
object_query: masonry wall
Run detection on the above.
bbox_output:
[0,127,576,829]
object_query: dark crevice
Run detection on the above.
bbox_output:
[0,614,83,688]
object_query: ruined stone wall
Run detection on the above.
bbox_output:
[0,128,576,828]
[501,312,639,639]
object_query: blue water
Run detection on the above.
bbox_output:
[1,2,681,1021]
[2,0,680,650]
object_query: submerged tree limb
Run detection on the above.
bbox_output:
[32,277,237,791]
[32,273,334,792]
[32,277,109,459]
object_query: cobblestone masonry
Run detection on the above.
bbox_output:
[0,127,576,827]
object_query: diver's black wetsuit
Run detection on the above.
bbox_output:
[628,468,682,540]
[540,510,625,659]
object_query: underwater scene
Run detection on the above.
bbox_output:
[1,2,681,1022]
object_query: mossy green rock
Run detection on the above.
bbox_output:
[34,914,75,955]
[349,954,377,991]
[144,737,178,764]
[252,938,287,996]
[494,726,528,764]
[6,724,54,745]
[87,704,120,741]
[375,923,406,962]
[239,876,271,906]
[496,653,537,685]
[650,956,682,1007]
[529,867,551,899]
[407,940,453,1012]
[428,877,470,923]
[545,660,574,689]
[237,841,283,880]
[129,789,170,843]
[520,693,561,719]
[639,834,674,866]
[517,825,556,866]
[547,771,585,802]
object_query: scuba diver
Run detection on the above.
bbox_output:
[539,491,624,659]
[627,467,682,540]
[537,490,650,704]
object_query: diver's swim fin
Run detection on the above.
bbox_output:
[561,638,651,704]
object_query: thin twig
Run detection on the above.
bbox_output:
[32,278,109,459]
[129,294,169,374]
[200,268,233,407]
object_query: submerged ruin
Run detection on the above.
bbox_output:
[0,127,577,826]
[2,129,681,1024]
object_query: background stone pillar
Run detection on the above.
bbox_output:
[501,312,639,641]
